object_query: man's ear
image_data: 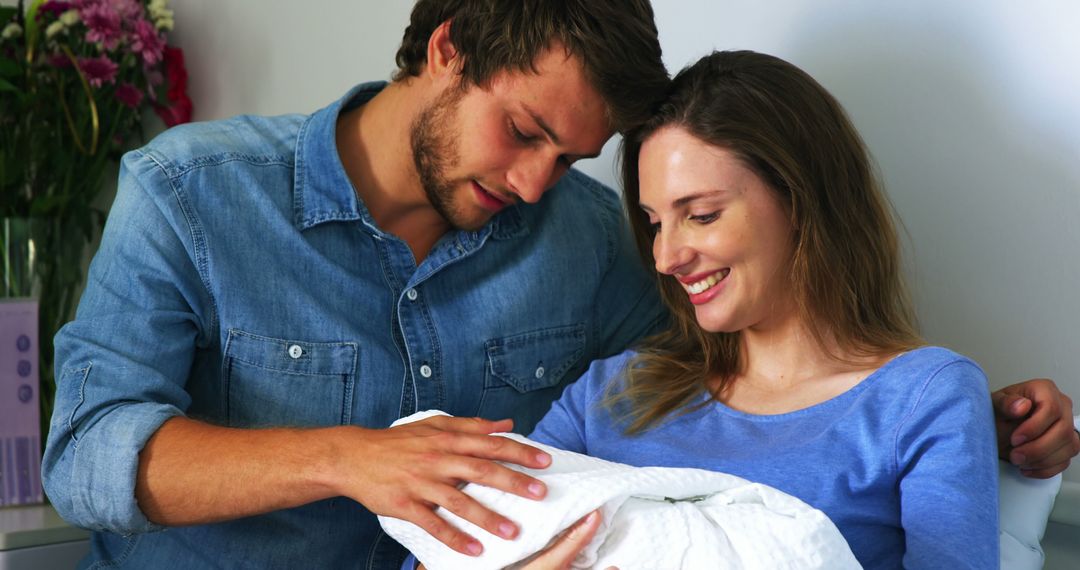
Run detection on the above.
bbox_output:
[425,20,460,79]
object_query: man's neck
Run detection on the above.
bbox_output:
[336,81,450,263]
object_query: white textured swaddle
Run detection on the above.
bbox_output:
[379,411,861,569]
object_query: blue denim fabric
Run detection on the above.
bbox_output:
[41,82,665,569]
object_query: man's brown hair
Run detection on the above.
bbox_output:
[394,0,669,133]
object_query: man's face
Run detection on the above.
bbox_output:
[410,46,613,231]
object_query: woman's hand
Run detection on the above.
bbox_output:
[417,510,611,570]
[518,510,613,570]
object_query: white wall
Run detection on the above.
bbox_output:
[167,0,1080,479]
[167,1,410,118]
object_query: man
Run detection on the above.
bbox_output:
[42,1,1078,569]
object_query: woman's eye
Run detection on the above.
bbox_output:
[649,221,661,233]
[689,211,720,224]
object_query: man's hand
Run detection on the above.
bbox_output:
[992,378,1079,478]
[342,415,552,557]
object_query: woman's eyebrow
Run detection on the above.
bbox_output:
[640,189,729,213]
[673,190,729,208]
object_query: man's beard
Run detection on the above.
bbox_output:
[410,86,479,231]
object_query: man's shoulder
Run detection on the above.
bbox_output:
[532,168,624,233]
[136,113,308,179]
[551,168,621,206]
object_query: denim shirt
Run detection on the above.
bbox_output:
[41,82,665,569]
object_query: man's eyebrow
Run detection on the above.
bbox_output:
[522,104,602,161]
[522,104,561,145]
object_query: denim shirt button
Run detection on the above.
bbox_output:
[406,288,418,301]
[534,366,545,379]
[288,344,303,359]
[419,364,433,378]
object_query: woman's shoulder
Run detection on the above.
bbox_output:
[872,345,991,417]
[881,345,986,384]
[575,349,639,394]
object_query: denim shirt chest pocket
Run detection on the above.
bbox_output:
[223,329,358,428]
[478,324,586,431]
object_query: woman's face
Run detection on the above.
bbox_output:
[638,126,797,334]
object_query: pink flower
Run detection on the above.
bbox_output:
[129,18,164,65]
[154,46,193,127]
[115,82,143,108]
[78,55,118,87]
[108,0,144,20]
[79,1,122,50]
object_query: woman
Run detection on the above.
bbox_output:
[528,50,998,568]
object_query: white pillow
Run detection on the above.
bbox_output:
[999,460,1062,570]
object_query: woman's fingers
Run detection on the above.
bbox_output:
[521,510,604,569]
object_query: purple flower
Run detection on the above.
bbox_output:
[78,55,118,87]
[79,1,122,50]
[38,1,76,18]
[115,82,144,108]
[46,53,73,68]
[145,67,163,87]
[129,18,164,65]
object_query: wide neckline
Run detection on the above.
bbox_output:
[702,348,923,421]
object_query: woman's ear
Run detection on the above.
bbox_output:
[425,20,460,80]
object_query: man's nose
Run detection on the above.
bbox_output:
[508,152,566,204]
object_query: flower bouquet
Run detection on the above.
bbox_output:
[0,0,192,445]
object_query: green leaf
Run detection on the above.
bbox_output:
[30,195,65,216]
[0,57,21,79]
[26,0,47,51]
[0,7,16,27]
[0,77,16,93]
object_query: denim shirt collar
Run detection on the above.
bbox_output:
[292,82,527,242]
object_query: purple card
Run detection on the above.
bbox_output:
[0,299,43,506]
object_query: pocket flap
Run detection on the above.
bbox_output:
[485,324,585,393]
[224,329,356,376]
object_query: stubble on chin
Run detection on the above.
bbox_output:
[410,86,482,231]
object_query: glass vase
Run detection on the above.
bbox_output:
[1,217,39,299]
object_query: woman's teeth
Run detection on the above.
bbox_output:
[686,270,728,295]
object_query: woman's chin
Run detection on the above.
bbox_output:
[694,312,740,334]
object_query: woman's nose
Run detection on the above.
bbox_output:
[653,228,693,275]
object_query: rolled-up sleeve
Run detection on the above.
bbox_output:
[42,149,212,534]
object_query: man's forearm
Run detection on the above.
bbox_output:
[134,412,554,555]
[135,416,349,526]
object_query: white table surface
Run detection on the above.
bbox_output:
[0,504,88,551]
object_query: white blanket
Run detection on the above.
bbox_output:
[379,411,861,569]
